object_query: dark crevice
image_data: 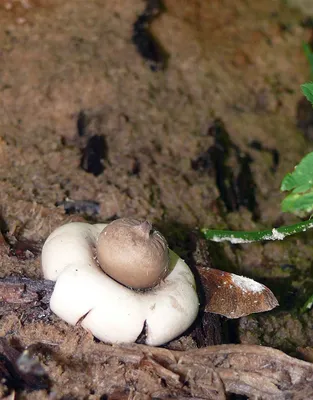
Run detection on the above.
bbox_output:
[132,0,168,71]
[60,110,109,177]
[192,119,260,220]
[55,199,100,217]
[77,110,87,137]
[80,134,108,176]
[128,157,141,176]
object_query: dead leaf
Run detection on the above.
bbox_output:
[197,266,278,318]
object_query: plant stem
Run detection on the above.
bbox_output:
[201,219,313,243]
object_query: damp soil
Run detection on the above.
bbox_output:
[1,0,313,398]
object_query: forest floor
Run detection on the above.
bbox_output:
[1,0,313,398]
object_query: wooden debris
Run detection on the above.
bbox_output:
[0,277,54,322]
[66,342,313,399]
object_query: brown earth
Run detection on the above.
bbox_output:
[1,0,313,398]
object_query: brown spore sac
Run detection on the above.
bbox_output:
[96,218,169,289]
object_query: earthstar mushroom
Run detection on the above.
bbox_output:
[41,219,199,346]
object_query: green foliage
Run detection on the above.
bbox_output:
[301,82,313,105]
[300,293,313,313]
[281,152,313,213]
[283,61,313,213]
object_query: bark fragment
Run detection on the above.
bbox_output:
[0,277,54,322]
[76,343,313,399]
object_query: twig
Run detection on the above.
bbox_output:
[202,219,313,243]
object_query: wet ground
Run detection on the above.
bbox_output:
[1,0,313,398]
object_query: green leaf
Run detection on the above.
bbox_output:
[281,191,313,213]
[301,82,313,106]
[281,152,313,214]
[280,152,313,192]
[300,293,313,314]
[281,174,312,192]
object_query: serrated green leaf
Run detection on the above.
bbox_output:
[301,83,313,106]
[280,152,313,192]
[281,151,313,214]
[292,182,313,194]
[281,174,300,191]
[281,191,313,213]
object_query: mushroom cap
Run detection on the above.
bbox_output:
[41,222,199,346]
[96,218,169,289]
